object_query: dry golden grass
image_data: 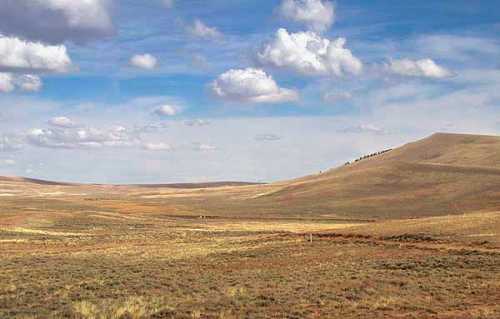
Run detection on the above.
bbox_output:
[0,227,89,237]
[1,133,500,318]
[72,296,171,319]
[327,211,500,249]
[1,202,500,318]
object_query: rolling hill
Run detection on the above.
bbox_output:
[2,133,500,318]
[245,132,500,219]
[1,132,500,220]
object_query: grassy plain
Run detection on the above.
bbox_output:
[1,193,499,318]
[1,133,500,318]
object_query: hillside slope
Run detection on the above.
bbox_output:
[1,133,500,220]
[245,133,500,219]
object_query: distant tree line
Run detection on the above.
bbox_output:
[345,149,393,165]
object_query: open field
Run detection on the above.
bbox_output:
[1,208,500,318]
[2,133,500,318]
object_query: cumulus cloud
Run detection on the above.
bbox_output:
[279,0,335,33]
[27,126,140,149]
[130,54,158,70]
[211,68,299,104]
[388,58,452,79]
[143,142,172,151]
[258,28,362,77]
[154,104,180,116]
[48,116,76,128]
[0,0,114,44]
[0,36,73,73]
[187,19,223,40]
[0,73,42,93]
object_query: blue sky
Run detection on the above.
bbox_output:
[0,0,499,183]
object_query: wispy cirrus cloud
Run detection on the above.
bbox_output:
[48,117,77,128]
[26,126,140,150]
[322,91,352,104]
[186,19,223,40]
[415,34,500,63]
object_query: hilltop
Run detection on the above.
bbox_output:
[244,133,500,219]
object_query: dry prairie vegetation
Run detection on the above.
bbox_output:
[2,133,500,318]
[1,203,500,318]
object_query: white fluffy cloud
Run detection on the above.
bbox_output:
[0,36,72,73]
[279,0,335,33]
[0,0,114,44]
[130,54,158,70]
[187,19,223,40]
[211,68,299,104]
[0,73,42,93]
[27,126,140,149]
[388,58,452,79]
[154,104,180,116]
[48,116,76,128]
[258,28,362,77]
